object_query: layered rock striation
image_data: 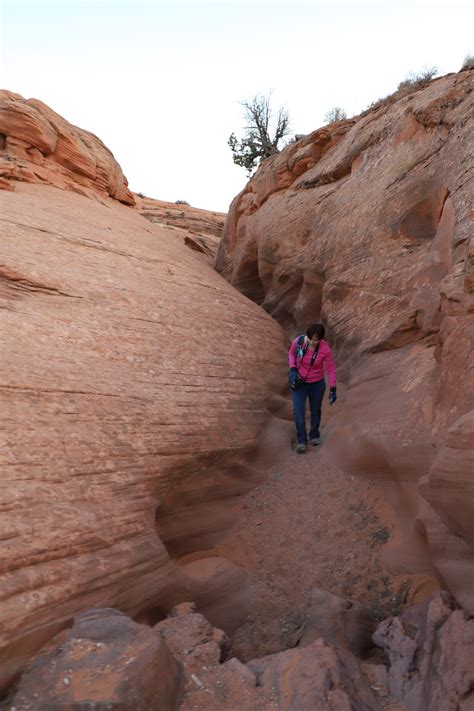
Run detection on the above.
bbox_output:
[0,90,135,204]
[216,70,474,612]
[0,99,288,689]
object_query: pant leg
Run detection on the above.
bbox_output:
[291,383,309,444]
[308,379,326,439]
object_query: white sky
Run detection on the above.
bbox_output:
[1,0,472,211]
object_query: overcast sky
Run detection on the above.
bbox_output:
[2,0,472,211]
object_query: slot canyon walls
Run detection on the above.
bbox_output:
[0,93,289,689]
[216,70,474,613]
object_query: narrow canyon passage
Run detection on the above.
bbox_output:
[202,441,409,663]
[2,64,473,710]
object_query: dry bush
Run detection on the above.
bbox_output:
[397,66,438,91]
[324,106,347,124]
[461,54,474,70]
[228,93,291,176]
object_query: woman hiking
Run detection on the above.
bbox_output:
[288,323,337,453]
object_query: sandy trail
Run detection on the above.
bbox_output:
[210,442,408,662]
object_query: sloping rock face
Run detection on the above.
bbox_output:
[216,71,474,611]
[0,90,135,204]
[0,179,287,686]
[136,195,225,262]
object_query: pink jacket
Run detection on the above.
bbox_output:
[288,337,337,387]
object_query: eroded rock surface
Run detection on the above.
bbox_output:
[0,90,135,204]
[374,591,474,710]
[9,608,184,711]
[418,411,474,613]
[216,70,474,609]
[156,602,381,711]
[9,602,384,710]
[155,603,269,710]
[248,640,380,710]
[0,179,287,690]
[180,557,250,636]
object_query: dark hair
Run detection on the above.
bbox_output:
[307,323,325,340]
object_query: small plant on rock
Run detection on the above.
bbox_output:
[175,199,190,205]
[371,527,390,547]
[397,66,438,91]
[461,54,474,70]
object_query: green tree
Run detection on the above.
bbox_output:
[228,93,291,176]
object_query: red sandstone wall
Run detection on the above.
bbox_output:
[216,70,474,613]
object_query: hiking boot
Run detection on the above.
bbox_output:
[296,443,306,453]
[310,437,321,446]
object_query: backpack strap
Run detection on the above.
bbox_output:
[309,344,319,365]
[296,335,308,359]
[295,335,319,384]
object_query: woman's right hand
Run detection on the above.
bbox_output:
[289,368,298,390]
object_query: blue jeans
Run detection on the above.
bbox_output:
[291,379,326,444]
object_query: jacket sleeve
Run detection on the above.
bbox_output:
[288,338,299,369]
[324,346,337,387]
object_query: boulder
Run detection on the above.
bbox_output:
[154,602,230,670]
[156,603,381,710]
[298,588,376,657]
[9,608,183,710]
[374,592,474,710]
[154,604,270,710]
[248,638,380,710]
